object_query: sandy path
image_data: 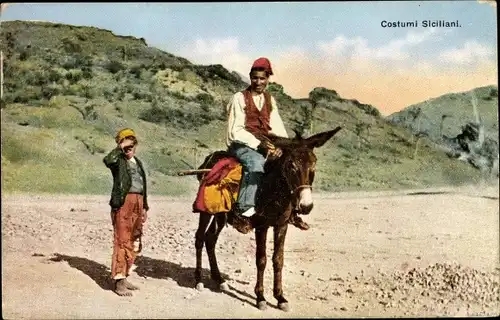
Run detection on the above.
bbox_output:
[2,184,499,318]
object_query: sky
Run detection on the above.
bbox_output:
[1,1,497,115]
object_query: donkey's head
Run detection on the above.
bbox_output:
[264,126,342,215]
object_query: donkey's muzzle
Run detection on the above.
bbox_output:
[298,203,313,215]
[297,188,313,215]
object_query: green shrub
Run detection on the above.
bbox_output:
[62,58,79,70]
[195,93,214,105]
[81,67,93,80]
[61,37,82,53]
[105,60,125,74]
[103,88,114,102]
[12,87,43,103]
[19,49,30,61]
[129,65,142,79]
[81,84,96,99]
[42,85,61,100]
[75,55,93,68]
[48,69,62,83]
[65,70,82,83]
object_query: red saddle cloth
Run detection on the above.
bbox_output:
[192,156,242,214]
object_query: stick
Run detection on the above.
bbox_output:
[177,169,211,176]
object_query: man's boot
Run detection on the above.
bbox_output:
[232,171,263,233]
[289,212,310,230]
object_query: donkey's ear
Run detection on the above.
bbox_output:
[305,126,342,148]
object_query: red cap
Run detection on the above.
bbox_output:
[251,57,273,75]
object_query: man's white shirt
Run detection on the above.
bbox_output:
[226,91,288,149]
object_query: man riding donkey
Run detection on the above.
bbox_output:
[103,128,149,296]
[227,57,310,233]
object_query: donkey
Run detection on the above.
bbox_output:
[193,127,342,311]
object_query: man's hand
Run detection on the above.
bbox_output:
[142,208,148,223]
[258,139,282,160]
[267,147,283,160]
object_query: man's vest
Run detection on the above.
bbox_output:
[242,88,273,136]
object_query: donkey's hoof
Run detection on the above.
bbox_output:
[278,302,290,312]
[219,282,229,291]
[195,282,204,291]
[257,301,268,310]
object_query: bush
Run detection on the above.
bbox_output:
[61,37,82,53]
[105,60,125,74]
[76,32,87,41]
[81,67,93,80]
[65,71,82,83]
[42,85,61,100]
[139,104,168,124]
[116,88,126,101]
[195,93,214,105]
[309,87,339,103]
[21,69,46,86]
[19,49,30,61]
[132,90,152,101]
[75,55,93,68]
[81,84,95,99]
[12,87,43,103]
[103,88,114,102]
[62,57,79,70]
[129,65,142,79]
[48,69,62,83]
[63,84,81,96]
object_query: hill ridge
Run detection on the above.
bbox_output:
[0,20,493,195]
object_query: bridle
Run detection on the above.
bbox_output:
[291,184,312,195]
[290,184,312,213]
[264,139,313,209]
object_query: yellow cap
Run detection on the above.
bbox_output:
[115,128,136,143]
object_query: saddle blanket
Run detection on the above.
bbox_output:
[192,157,242,214]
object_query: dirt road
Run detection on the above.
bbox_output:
[2,184,499,318]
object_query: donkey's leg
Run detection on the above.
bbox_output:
[195,213,212,291]
[254,226,269,310]
[273,224,290,311]
[205,213,228,290]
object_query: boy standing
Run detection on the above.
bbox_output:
[103,128,149,296]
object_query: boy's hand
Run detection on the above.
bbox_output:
[119,138,135,150]
[119,138,136,159]
[142,209,148,223]
[110,208,119,225]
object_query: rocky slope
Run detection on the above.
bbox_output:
[388,86,499,176]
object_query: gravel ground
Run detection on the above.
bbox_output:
[2,184,499,318]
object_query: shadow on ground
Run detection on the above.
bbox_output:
[407,191,498,200]
[46,253,262,308]
[46,253,229,292]
[407,191,450,196]
[134,255,230,291]
[48,253,111,291]
[134,256,265,309]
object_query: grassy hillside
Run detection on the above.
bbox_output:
[0,20,489,196]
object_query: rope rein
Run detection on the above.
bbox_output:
[291,184,312,195]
